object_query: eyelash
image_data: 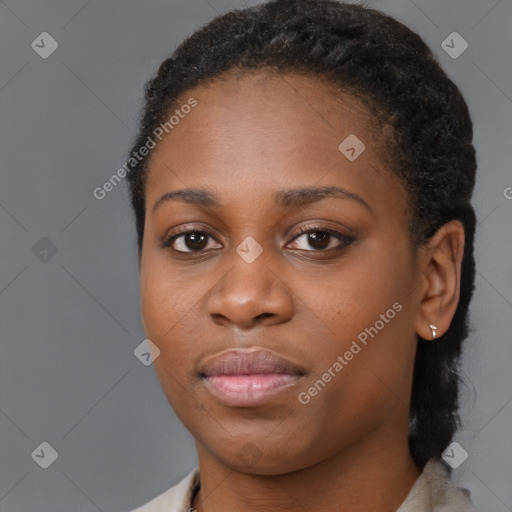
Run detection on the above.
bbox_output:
[160,224,355,255]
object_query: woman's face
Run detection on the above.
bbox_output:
[139,71,424,473]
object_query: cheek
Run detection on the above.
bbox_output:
[297,241,415,401]
[139,263,191,373]
[139,270,199,412]
[140,249,201,340]
[306,252,402,340]
[139,254,217,382]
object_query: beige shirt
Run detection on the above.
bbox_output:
[130,458,478,512]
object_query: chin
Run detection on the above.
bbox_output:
[196,427,329,476]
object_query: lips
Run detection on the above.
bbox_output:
[199,348,305,407]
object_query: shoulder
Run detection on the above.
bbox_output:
[416,458,478,511]
[129,467,200,512]
[397,459,477,512]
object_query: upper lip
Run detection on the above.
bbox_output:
[199,347,305,378]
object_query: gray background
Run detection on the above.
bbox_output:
[0,0,510,510]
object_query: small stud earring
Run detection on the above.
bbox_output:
[429,323,438,340]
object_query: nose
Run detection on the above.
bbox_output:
[206,247,294,329]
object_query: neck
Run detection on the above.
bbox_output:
[192,422,421,512]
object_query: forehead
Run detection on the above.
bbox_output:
[144,69,403,213]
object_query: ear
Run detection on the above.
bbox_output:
[414,220,465,341]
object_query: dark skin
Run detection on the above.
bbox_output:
[139,70,465,512]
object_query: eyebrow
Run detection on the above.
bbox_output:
[152,185,371,213]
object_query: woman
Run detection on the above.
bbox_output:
[127,0,479,510]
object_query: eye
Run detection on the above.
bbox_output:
[161,229,221,253]
[161,224,355,255]
[286,225,355,252]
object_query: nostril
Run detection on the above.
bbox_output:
[257,313,273,320]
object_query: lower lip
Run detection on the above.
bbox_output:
[203,373,301,407]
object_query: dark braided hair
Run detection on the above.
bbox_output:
[125,0,477,470]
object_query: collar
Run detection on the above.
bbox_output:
[131,458,477,511]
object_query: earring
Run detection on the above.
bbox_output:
[429,323,438,340]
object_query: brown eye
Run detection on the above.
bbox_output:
[303,231,330,250]
[162,230,221,253]
[287,226,355,252]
